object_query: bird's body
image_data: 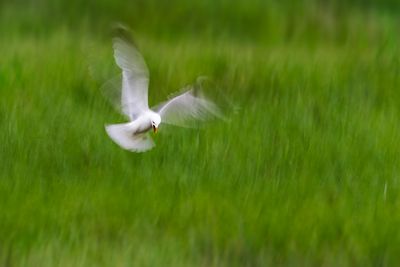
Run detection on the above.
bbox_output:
[104,29,223,152]
[105,111,160,152]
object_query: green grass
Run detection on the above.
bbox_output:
[1,0,400,266]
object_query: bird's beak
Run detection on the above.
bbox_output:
[152,125,158,133]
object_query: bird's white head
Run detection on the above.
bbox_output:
[150,113,161,133]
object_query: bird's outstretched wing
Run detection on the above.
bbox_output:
[112,34,149,120]
[154,86,224,128]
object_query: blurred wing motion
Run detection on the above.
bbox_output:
[112,36,149,120]
[155,87,224,128]
[105,123,155,152]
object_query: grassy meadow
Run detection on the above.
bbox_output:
[1,0,400,266]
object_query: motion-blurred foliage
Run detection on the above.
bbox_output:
[1,0,399,44]
[1,0,400,266]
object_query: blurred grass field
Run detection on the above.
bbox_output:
[1,0,400,266]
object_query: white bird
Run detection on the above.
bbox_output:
[104,34,223,152]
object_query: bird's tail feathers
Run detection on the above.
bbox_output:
[105,123,155,152]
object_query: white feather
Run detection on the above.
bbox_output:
[105,122,155,152]
[113,37,149,120]
[155,88,224,128]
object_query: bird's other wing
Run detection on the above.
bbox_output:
[105,123,155,152]
[112,33,149,120]
[154,86,224,128]
[100,74,126,115]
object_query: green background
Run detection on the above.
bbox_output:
[1,0,400,266]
